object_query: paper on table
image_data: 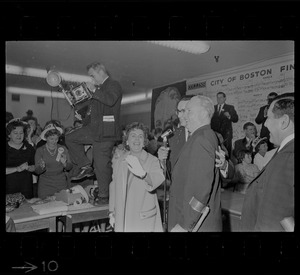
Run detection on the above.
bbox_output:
[31,201,68,215]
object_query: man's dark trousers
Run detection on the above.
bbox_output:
[65,126,115,199]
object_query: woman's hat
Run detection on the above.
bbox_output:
[6,118,28,128]
[40,123,63,140]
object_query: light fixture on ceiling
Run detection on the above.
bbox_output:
[7,86,151,105]
[6,65,91,83]
[149,41,210,54]
[6,87,65,99]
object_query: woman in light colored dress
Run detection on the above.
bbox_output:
[109,122,165,232]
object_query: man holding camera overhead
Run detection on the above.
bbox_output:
[65,62,123,205]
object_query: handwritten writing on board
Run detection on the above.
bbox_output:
[187,56,294,141]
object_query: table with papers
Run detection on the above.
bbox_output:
[6,202,61,232]
[6,201,109,232]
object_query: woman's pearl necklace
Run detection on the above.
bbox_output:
[46,144,57,156]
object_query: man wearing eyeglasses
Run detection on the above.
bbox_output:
[158,95,193,173]
[168,95,222,232]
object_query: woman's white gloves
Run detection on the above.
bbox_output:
[125,155,147,179]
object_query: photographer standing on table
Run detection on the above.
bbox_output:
[65,62,123,205]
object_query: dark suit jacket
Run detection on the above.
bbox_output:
[168,126,186,172]
[211,103,238,142]
[255,105,270,139]
[227,160,235,179]
[233,137,254,159]
[241,139,294,231]
[168,125,222,232]
[87,77,123,142]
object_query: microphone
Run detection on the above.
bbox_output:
[159,128,173,233]
[161,128,173,140]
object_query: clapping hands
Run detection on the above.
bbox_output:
[60,153,67,165]
[246,134,256,148]
[17,162,28,172]
[15,162,35,172]
[37,159,46,170]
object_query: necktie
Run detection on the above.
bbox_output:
[218,105,222,114]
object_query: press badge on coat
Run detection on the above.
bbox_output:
[103,115,115,122]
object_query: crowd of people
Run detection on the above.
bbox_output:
[6,61,294,232]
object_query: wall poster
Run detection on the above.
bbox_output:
[151,81,186,131]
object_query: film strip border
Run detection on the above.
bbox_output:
[0,2,299,39]
[1,234,299,273]
[1,1,299,274]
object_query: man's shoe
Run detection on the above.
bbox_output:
[93,197,109,206]
[105,224,114,232]
[71,166,94,181]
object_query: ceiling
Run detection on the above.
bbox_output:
[6,41,294,97]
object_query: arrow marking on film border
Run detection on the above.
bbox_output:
[12,261,38,273]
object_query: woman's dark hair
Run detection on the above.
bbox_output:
[6,120,26,136]
[236,149,252,163]
[43,120,64,136]
[123,122,149,150]
[44,119,63,129]
[44,129,62,139]
[255,139,268,153]
[243,121,255,130]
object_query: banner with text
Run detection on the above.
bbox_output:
[186,54,294,141]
